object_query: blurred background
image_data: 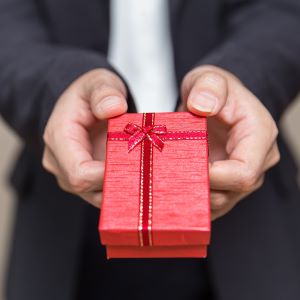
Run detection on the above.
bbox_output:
[0,97,300,300]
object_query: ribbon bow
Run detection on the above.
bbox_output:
[124,122,167,152]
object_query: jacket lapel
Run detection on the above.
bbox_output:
[168,0,184,31]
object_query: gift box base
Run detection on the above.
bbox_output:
[106,245,207,259]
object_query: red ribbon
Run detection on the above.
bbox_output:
[124,122,167,152]
[107,113,207,247]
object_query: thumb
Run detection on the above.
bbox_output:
[84,69,128,120]
[182,70,228,116]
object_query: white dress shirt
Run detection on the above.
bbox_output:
[108,0,177,112]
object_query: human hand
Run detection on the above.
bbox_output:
[42,68,128,207]
[180,65,280,220]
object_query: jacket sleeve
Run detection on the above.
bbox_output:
[0,0,133,148]
[198,0,300,121]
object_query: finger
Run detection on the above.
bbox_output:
[263,142,280,172]
[53,132,105,193]
[182,71,228,116]
[84,70,128,120]
[210,155,264,193]
[90,91,128,120]
[210,176,265,220]
[210,190,230,211]
[64,158,105,194]
[57,173,103,200]
[46,112,106,193]
[211,193,241,220]
[56,160,104,194]
[42,146,61,176]
[79,192,103,208]
[211,192,243,221]
[210,114,273,192]
[57,176,103,208]
[57,177,72,193]
[211,206,233,221]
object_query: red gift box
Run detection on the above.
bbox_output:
[99,112,210,258]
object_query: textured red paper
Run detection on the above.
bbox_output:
[99,112,210,258]
[106,245,207,258]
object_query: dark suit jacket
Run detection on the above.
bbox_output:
[1,0,300,299]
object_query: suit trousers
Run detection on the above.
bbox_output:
[76,205,214,300]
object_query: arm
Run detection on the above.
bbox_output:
[199,0,300,120]
[0,0,133,147]
[179,0,300,219]
[0,0,133,207]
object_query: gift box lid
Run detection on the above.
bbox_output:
[99,112,210,247]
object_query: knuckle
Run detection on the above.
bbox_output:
[57,178,75,194]
[91,84,112,98]
[57,179,68,192]
[43,129,50,145]
[200,71,226,87]
[42,153,55,174]
[95,83,114,93]
[270,122,279,141]
[270,149,281,167]
[43,126,55,146]
[182,69,199,87]
[92,69,121,85]
[252,176,265,192]
[239,167,258,192]
[257,177,265,189]
[67,170,88,194]
[89,193,103,208]
[274,150,281,164]
[211,196,227,210]
[182,70,207,96]
[211,193,228,210]
[91,84,123,104]
[41,155,51,172]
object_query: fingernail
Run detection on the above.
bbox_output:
[96,96,122,114]
[190,92,217,113]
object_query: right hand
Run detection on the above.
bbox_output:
[42,68,128,208]
[180,65,280,220]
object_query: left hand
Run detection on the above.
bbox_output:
[42,68,128,208]
[180,65,280,221]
